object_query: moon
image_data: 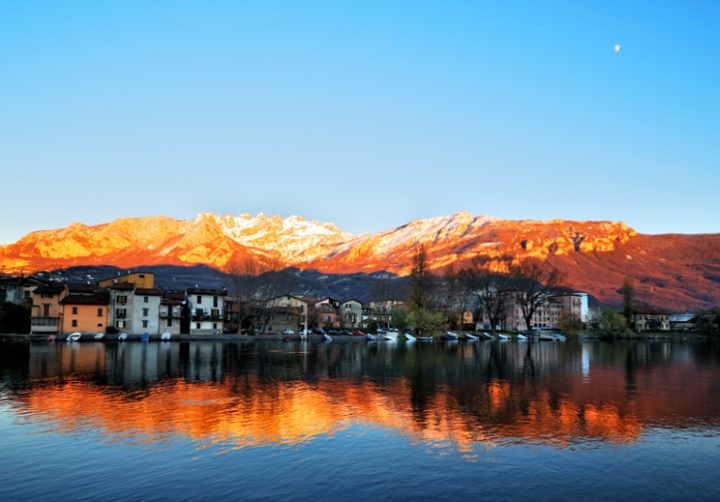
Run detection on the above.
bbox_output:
[614,44,621,52]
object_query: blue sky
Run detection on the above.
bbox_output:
[1,0,719,244]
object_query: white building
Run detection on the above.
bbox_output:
[187,288,225,335]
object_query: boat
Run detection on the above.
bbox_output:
[497,333,510,340]
[416,336,434,342]
[404,333,416,343]
[94,332,104,341]
[366,333,377,342]
[482,332,495,340]
[323,333,333,342]
[382,332,398,342]
[118,333,128,341]
[67,332,81,342]
[538,332,554,341]
[464,333,479,341]
[441,332,459,341]
[552,333,567,341]
[47,335,56,342]
[141,332,150,342]
[517,334,528,341]
[161,332,172,341]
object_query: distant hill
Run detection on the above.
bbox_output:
[4,211,720,311]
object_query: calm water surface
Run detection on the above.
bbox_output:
[1,338,719,501]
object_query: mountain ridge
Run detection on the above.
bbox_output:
[2,211,719,310]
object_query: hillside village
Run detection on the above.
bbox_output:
[0,271,706,336]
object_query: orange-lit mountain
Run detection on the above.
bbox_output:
[2,211,720,310]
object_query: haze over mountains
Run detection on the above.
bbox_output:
[2,212,719,311]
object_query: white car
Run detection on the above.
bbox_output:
[282,329,294,335]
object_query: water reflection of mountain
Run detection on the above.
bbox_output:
[5,340,720,449]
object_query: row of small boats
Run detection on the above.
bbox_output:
[59,332,173,342]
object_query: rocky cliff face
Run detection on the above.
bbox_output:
[1,211,719,310]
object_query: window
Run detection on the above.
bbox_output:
[213,323,217,329]
[42,293,52,299]
[167,319,172,327]
[97,308,103,317]
[142,320,148,328]
[71,320,77,327]
[142,308,149,317]
[117,295,127,305]
[197,296,202,304]
[196,323,201,329]
[213,296,218,308]
[72,306,78,315]
[144,296,149,303]
[139,274,145,278]
[116,309,127,318]
[24,291,31,298]
[116,320,126,328]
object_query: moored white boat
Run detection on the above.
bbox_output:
[465,333,479,341]
[324,333,333,342]
[382,332,398,341]
[366,333,377,342]
[161,332,172,341]
[442,332,459,341]
[517,334,528,340]
[94,332,104,341]
[404,333,416,343]
[416,335,433,342]
[118,333,128,341]
[497,333,510,340]
[482,332,495,340]
[67,332,81,342]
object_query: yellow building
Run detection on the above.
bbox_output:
[98,272,154,289]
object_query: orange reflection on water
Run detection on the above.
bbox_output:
[15,375,644,452]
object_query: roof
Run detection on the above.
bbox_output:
[67,283,99,293]
[136,288,162,296]
[60,293,110,305]
[669,314,697,322]
[33,284,66,295]
[110,282,136,291]
[163,291,186,300]
[187,288,225,295]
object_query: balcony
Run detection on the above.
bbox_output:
[30,317,60,333]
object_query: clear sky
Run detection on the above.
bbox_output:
[1,1,719,244]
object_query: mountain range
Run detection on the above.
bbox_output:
[2,211,719,311]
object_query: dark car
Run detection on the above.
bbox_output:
[327,330,340,336]
[339,329,353,336]
[312,327,326,335]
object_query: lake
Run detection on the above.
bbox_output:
[1,338,719,501]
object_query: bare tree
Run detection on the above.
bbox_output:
[407,243,435,311]
[441,263,464,330]
[510,258,564,332]
[224,254,295,334]
[461,255,514,335]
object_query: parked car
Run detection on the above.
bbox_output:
[282,328,294,335]
[352,330,364,336]
[339,330,353,336]
[312,327,326,335]
[327,330,340,336]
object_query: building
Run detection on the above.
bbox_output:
[98,271,155,289]
[0,276,46,304]
[633,312,670,331]
[59,287,109,334]
[187,288,225,335]
[339,299,363,328]
[30,283,67,334]
[161,291,186,335]
[264,295,308,333]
